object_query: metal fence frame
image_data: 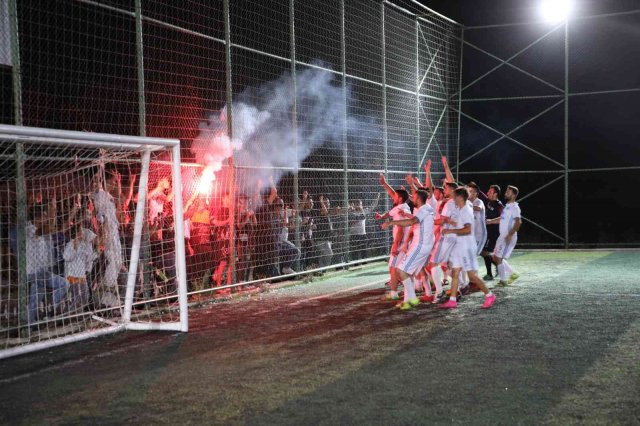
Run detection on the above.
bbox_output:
[7,1,639,264]
[4,0,462,295]
[454,9,640,249]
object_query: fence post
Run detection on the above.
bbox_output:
[455,28,464,182]
[340,0,350,262]
[289,0,301,271]
[134,0,153,299]
[8,0,28,331]
[564,20,569,250]
[223,0,237,282]
[415,19,420,176]
[381,1,389,251]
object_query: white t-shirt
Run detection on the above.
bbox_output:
[472,198,486,241]
[349,208,373,236]
[500,202,522,236]
[427,196,438,211]
[389,203,411,246]
[454,203,476,245]
[408,203,435,251]
[64,240,95,278]
[440,199,458,236]
[279,211,289,242]
[25,223,56,275]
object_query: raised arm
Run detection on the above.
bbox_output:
[423,159,434,190]
[405,174,418,192]
[378,173,396,199]
[266,175,277,205]
[441,156,455,183]
[368,193,381,211]
[413,176,423,189]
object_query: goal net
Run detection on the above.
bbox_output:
[0,124,188,358]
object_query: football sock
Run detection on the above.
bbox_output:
[431,266,444,295]
[403,277,416,302]
[498,263,508,281]
[484,256,493,277]
[503,260,513,276]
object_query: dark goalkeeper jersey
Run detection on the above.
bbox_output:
[485,199,503,221]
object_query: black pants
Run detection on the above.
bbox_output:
[350,234,368,261]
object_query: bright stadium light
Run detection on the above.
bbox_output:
[540,0,573,22]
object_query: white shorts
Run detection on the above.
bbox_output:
[450,241,479,272]
[430,235,456,264]
[399,243,433,276]
[388,251,405,269]
[494,234,517,260]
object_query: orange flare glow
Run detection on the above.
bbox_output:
[197,166,216,196]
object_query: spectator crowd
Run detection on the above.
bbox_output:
[0,164,386,329]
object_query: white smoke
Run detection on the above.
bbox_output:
[190,64,378,194]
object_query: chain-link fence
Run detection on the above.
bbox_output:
[0,0,461,352]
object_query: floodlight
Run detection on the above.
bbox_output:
[540,0,573,22]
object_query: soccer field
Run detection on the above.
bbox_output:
[1,251,639,425]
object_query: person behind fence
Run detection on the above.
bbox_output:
[299,191,315,269]
[254,176,280,278]
[91,173,123,309]
[348,194,381,261]
[236,195,257,282]
[314,196,334,271]
[272,197,300,275]
[10,204,69,325]
[209,192,233,290]
[63,225,96,312]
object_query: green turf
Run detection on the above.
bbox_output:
[1,251,639,425]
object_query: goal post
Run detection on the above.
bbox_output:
[0,124,188,359]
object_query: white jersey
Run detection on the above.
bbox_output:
[407,203,435,251]
[472,198,486,242]
[440,199,458,238]
[455,203,476,245]
[450,204,480,271]
[434,198,446,222]
[389,202,411,245]
[499,202,522,236]
[64,239,96,278]
[427,196,438,212]
[398,203,435,275]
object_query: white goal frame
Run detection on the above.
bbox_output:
[0,124,188,359]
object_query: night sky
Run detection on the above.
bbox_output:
[420,0,640,246]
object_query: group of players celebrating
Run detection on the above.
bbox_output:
[376,156,522,310]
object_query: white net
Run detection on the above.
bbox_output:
[0,126,187,353]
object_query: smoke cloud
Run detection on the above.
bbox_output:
[190,64,379,195]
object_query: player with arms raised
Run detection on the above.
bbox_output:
[375,176,411,301]
[381,189,435,310]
